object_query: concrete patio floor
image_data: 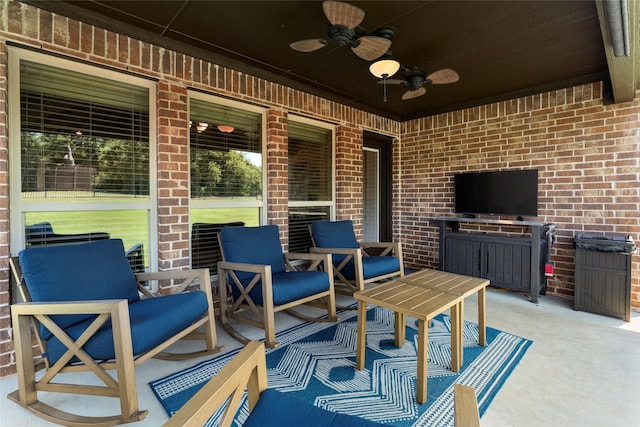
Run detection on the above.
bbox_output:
[1,288,639,426]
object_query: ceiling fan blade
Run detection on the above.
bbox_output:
[290,39,328,52]
[402,87,427,100]
[427,68,459,84]
[378,79,407,85]
[352,36,392,61]
[323,1,365,29]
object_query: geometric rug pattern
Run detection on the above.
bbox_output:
[151,306,532,426]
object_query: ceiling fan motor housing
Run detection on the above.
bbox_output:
[407,73,427,90]
[328,25,357,46]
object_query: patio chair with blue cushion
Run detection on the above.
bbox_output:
[217,225,337,347]
[8,239,221,427]
[310,220,404,297]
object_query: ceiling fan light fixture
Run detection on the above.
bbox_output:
[217,125,235,133]
[369,59,400,78]
[196,122,208,133]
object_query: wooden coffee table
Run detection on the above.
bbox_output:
[354,269,489,404]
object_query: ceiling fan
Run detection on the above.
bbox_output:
[381,67,460,100]
[290,1,393,61]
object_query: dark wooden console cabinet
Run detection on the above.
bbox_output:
[434,217,556,303]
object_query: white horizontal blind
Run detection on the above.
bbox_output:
[17,58,151,271]
[20,60,150,198]
[288,121,333,252]
[189,97,264,268]
[190,98,262,199]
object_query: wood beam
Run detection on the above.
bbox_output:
[596,0,639,103]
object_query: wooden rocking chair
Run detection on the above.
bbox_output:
[8,239,222,427]
[310,220,404,297]
[217,225,337,347]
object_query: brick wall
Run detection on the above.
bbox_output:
[157,82,191,272]
[335,125,364,236]
[0,37,9,376]
[266,109,290,247]
[397,84,640,306]
[0,0,637,378]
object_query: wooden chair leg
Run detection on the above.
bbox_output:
[261,275,278,347]
[9,303,149,427]
[111,302,143,421]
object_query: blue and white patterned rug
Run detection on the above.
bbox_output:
[151,307,532,426]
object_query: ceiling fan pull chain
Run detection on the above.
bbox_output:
[383,74,388,102]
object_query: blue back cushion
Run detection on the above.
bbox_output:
[25,222,54,236]
[220,225,286,275]
[311,220,359,249]
[19,239,140,338]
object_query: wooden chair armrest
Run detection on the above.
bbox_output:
[11,299,127,316]
[285,252,331,262]
[135,268,213,296]
[163,341,268,427]
[218,261,270,275]
[454,384,481,427]
[360,241,402,258]
[360,241,399,249]
[310,247,362,256]
[284,252,334,273]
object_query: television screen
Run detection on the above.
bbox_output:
[454,169,538,217]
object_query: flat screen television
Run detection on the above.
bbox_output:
[454,169,538,217]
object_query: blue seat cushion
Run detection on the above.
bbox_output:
[341,256,402,281]
[220,225,286,282]
[232,270,330,306]
[311,220,359,249]
[19,239,140,339]
[243,388,386,427]
[45,291,209,364]
[311,221,400,280]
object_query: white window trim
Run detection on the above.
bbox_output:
[7,47,158,270]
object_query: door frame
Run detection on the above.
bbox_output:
[363,131,392,242]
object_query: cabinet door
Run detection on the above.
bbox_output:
[484,240,531,291]
[444,236,482,278]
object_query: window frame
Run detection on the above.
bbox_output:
[8,47,158,269]
[187,90,267,222]
[287,115,336,251]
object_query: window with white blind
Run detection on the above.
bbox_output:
[188,92,265,270]
[9,48,156,272]
[288,118,334,253]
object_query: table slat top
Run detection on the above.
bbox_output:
[354,269,489,320]
[397,269,489,297]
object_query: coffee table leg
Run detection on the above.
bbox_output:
[356,300,367,370]
[478,287,486,346]
[417,318,428,404]
[450,302,462,372]
[394,311,406,347]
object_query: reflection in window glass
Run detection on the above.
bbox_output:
[288,122,332,202]
[189,96,264,269]
[289,206,331,253]
[15,56,153,271]
[20,60,149,199]
[190,99,262,200]
[288,120,333,253]
[24,210,149,271]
